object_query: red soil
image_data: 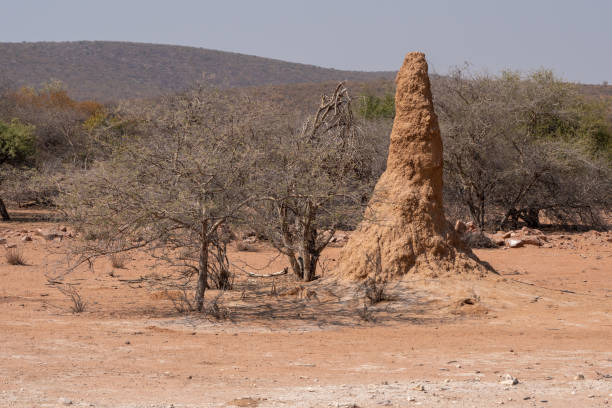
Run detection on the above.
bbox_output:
[0,211,611,407]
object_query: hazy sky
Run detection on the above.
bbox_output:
[2,0,611,84]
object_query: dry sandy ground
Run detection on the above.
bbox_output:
[0,211,611,408]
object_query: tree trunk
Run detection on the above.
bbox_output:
[300,207,318,282]
[195,219,209,312]
[287,254,302,279]
[522,208,540,228]
[0,197,10,221]
[300,248,311,282]
[300,227,319,282]
[477,193,486,230]
[278,203,303,279]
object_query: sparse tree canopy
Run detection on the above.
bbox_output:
[434,67,611,229]
[58,87,261,311]
[247,83,384,281]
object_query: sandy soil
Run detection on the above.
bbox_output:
[0,210,611,407]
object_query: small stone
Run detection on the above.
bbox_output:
[58,397,73,405]
[408,396,416,402]
[21,235,32,242]
[0,238,6,244]
[500,374,518,385]
[125,340,130,345]
[574,374,585,380]
[413,384,425,391]
[60,225,68,232]
[507,239,524,248]
[522,237,542,246]
[588,395,595,398]
[36,228,64,241]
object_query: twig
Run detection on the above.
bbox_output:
[241,267,288,278]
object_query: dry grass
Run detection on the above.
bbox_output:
[206,293,231,320]
[357,300,374,322]
[166,289,195,314]
[55,284,87,313]
[5,248,26,265]
[364,277,389,304]
[109,253,128,269]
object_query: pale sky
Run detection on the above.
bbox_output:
[1,0,611,84]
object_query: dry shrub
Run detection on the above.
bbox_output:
[269,279,278,297]
[165,289,230,318]
[109,252,128,268]
[206,293,230,320]
[361,240,389,305]
[166,289,194,314]
[364,277,389,305]
[5,248,26,265]
[357,299,374,322]
[208,252,234,290]
[55,284,87,313]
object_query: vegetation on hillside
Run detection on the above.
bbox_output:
[0,41,395,101]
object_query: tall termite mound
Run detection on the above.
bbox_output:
[336,52,491,280]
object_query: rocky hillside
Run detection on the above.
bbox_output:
[0,41,395,101]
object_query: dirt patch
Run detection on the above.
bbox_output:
[0,210,611,407]
[227,397,265,407]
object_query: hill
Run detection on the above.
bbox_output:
[0,41,395,101]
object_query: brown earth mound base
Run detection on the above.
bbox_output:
[336,52,491,280]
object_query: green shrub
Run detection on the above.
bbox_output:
[357,93,395,119]
[0,119,36,164]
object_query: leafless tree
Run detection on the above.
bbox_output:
[247,83,384,281]
[58,87,261,311]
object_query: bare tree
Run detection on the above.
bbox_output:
[247,83,383,281]
[58,88,260,311]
